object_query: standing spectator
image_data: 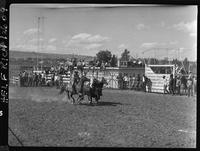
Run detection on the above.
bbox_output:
[176,75,181,95]
[65,59,70,68]
[173,75,177,95]
[35,73,39,87]
[142,74,146,92]
[163,76,169,94]
[72,58,77,67]
[19,72,22,87]
[50,65,54,73]
[123,74,128,89]
[38,73,42,86]
[41,71,45,86]
[77,59,81,68]
[21,71,26,87]
[64,64,68,73]
[24,71,29,87]
[180,74,187,95]
[193,76,197,96]
[95,60,100,67]
[28,71,32,87]
[105,62,108,67]
[131,75,136,90]
[60,66,65,74]
[117,73,123,89]
[187,71,193,97]
[137,74,141,90]
[69,59,74,74]
[169,74,174,95]
[100,62,105,70]
[129,75,133,89]
[82,59,85,67]
[147,78,152,92]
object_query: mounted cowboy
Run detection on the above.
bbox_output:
[72,70,80,94]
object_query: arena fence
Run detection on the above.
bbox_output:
[10,76,20,86]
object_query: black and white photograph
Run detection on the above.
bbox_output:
[8,4,197,147]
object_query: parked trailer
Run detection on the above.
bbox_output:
[145,64,175,93]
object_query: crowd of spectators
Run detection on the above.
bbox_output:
[18,58,86,87]
[163,72,196,97]
[117,73,149,91]
[116,71,196,97]
[17,58,111,87]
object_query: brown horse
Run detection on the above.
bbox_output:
[77,77,108,105]
[59,76,90,104]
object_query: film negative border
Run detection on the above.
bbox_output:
[0,0,9,148]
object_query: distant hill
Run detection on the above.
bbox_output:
[9,50,94,61]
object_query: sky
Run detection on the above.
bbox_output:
[10,4,197,61]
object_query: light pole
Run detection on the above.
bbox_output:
[37,16,41,70]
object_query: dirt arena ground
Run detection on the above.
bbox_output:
[8,86,196,148]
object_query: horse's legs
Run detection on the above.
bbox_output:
[77,95,84,104]
[89,96,92,105]
[59,87,64,94]
[95,97,99,104]
[87,95,90,102]
[67,90,70,100]
[70,92,75,104]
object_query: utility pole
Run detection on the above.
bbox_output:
[37,16,40,70]
[36,16,46,71]
[41,16,45,71]
[166,48,169,64]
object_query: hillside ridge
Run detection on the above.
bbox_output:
[9,50,94,60]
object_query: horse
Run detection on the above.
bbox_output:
[77,77,108,105]
[59,76,90,104]
[180,75,187,95]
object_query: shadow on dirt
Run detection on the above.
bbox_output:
[79,101,124,106]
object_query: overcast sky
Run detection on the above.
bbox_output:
[10,4,197,61]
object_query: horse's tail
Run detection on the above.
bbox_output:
[67,89,70,100]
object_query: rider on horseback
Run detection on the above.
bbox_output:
[90,74,97,88]
[72,70,80,94]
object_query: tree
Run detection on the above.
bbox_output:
[96,50,112,63]
[110,55,118,67]
[120,49,130,61]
